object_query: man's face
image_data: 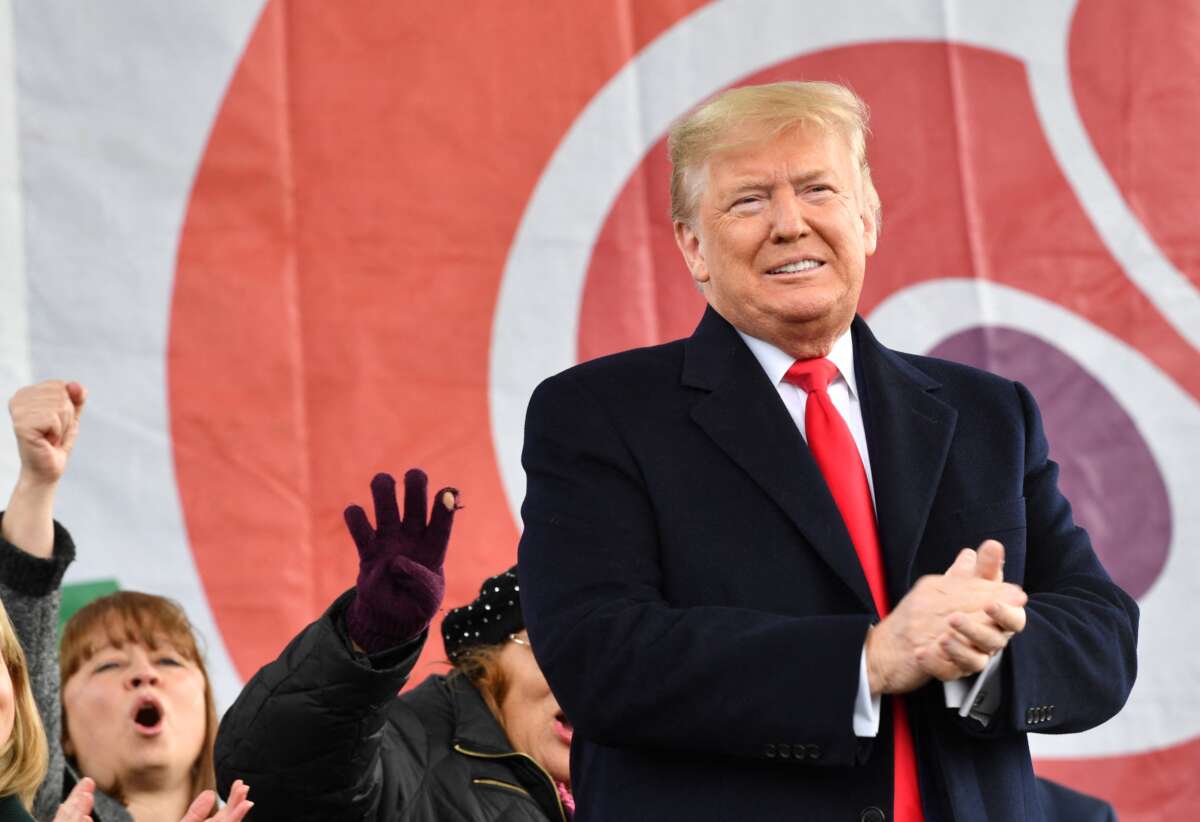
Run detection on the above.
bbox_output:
[674,123,878,352]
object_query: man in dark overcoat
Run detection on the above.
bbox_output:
[518,81,1137,822]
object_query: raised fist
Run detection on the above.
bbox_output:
[9,380,86,486]
[343,470,458,653]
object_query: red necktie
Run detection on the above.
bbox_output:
[784,357,924,822]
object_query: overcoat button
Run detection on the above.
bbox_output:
[860,806,886,822]
[764,744,776,758]
[778,743,791,759]
[807,744,821,760]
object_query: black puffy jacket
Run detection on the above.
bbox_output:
[215,591,568,821]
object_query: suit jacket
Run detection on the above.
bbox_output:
[518,308,1138,821]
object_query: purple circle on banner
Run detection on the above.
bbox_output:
[929,326,1169,600]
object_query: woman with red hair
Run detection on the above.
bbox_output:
[0,380,252,822]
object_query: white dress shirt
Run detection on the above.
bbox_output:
[737,327,999,736]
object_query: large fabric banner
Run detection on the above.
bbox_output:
[2,1,1196,817]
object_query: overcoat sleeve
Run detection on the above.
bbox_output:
[214,589,429,820]
[518,372,874,767]
[966,382,1139,737]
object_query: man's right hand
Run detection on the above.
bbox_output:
[865,541,1027,695]
[343,470,458,654]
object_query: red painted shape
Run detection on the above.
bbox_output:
[578,141,701,361]
[171,0,711,684]
[1071,0,1200,292]
[1035,737,1200,822]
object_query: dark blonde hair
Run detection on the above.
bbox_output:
[60,591,217,798]
[451,643,511,729]
[0,597,48,809]
[668,80,881,226]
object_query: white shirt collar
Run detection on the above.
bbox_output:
[736,325,859,398]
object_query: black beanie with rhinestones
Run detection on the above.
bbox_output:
[441,566,524,662]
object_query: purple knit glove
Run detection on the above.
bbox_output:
[343,470,458,654]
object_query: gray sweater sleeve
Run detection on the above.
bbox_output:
[0,511,75,821]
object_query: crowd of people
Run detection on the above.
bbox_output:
[213,471,573,820]
[0,79,1137,821]
[0,380,575,821]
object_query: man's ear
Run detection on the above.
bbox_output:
[673,220,709,285]
[861,186,880,257]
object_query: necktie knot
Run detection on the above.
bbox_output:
[784,357,839,394]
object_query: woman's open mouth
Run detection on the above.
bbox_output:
[554,712,574,746]
[131,697,165,736]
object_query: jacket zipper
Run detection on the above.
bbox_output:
[453,743,568,822]
[473,777,531,796]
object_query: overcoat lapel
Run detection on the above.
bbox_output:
[683,308,877,614]
[852,317,958,600]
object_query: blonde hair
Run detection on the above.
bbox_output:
[60,591,217,798]
[0,597,49,809]
[668,80,881,226]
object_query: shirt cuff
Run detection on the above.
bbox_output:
[944,677,969,709]
[853,643,881,737]
[943,650,1004,726]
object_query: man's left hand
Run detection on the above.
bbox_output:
[918,540,1027,681]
